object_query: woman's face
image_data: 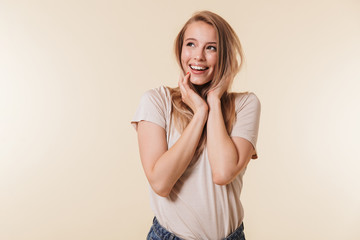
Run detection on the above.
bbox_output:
[181,21,218,86]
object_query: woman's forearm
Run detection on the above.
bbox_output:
[148,109,208,197]
[206,98,239,185]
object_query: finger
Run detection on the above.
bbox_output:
[180,70,185,79]
[183,72,191,89]
[178,77,186,95]
[178,75,183,87]
[179,83,187,103]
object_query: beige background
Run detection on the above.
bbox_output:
[1,0,359,239]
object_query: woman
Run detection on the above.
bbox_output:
[132,10,261,240]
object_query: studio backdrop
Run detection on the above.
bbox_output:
[0,0,359,239]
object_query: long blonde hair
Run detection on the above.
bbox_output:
[169,11,244,158]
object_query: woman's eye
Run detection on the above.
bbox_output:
[186,42,195,47]
[207,46,217,51]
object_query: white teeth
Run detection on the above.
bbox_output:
[190,65,207,71]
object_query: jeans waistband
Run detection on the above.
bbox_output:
[151,217,245,240]
[224,221,245,240]
[152,217,183,240]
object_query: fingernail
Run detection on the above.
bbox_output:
[187,72,189,75]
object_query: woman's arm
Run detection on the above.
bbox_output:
[137,73,208,197]
[206,97,255,185]
[206,81,255,185]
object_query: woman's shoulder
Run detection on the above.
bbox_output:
[138,86,173,113]
[141,85,171,101]
[231,91,261,110]
[143,85,170,96]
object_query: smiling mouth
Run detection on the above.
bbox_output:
[190,64,209,71]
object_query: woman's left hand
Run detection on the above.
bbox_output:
[207,77,230,105]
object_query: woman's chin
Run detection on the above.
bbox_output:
[189,77,211,86]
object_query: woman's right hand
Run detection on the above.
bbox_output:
[178,72,209,115]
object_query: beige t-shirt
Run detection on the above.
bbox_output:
[132,86,261,240]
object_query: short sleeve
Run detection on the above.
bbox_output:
[131,86,169,131]
[230,92,261,159]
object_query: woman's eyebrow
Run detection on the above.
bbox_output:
[184,38,197,42]
[184,38,217,44]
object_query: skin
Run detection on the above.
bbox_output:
[137,21,255,197]
[181,21,217,86]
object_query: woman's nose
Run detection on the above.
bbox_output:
[194,49,205,61]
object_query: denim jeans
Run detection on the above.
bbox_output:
[147,217,246,240]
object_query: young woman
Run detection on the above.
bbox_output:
[132,10,261,240]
